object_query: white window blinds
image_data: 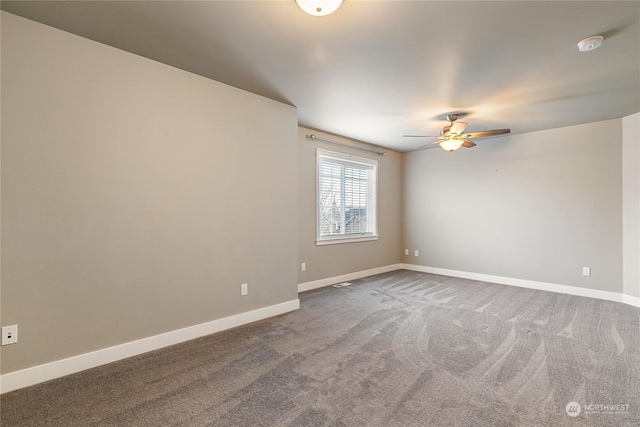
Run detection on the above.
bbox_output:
[317,149,378,244]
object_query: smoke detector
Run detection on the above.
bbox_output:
[578,36,603,52]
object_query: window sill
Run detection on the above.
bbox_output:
[316,235,379,246]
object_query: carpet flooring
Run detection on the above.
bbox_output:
[1,270,639,426]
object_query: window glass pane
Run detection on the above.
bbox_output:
[317,150,377,243]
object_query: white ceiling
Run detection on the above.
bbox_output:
[2,0,639,152]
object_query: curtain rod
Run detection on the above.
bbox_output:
[306,134,386,156]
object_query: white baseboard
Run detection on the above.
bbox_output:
[2,266,635,394]
[298,264,403,293]
[401,264,638,306]
[299,264,640,309]
[0,299,300,394]
[623,293,640,308]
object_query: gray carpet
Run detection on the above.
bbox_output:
[1,270,639,426]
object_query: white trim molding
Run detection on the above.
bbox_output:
[402,264,639,308]
[298,264,403,293]
[623,293,640,308]
[0,299,300,394]
[299,264,640,308]
[3,265,636,394]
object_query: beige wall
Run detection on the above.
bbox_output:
[623,112,640,299]
[402,119,623,293]
[1,9,635,382]
[297,128,402,284]
[1,12,298,373]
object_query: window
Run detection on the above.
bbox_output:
[316,149,378,245]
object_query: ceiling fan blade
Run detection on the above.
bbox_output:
[464,129,511,139]
[416,139,442,150]
[402,135,440,138]
[449,121,467,135]
[416,143,440,150]
[461,139,476,148]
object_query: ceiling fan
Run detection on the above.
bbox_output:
[404,114,511,152]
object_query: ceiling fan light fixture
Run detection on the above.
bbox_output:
[577,35,603,52]
[295,0,343,16]
[439,139,464,152]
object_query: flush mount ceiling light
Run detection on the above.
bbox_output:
[578,35,604,52]
[295,0,343,16]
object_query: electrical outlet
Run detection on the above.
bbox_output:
[583,267,591,277]
[404,249,409,255]
[414,250,419,257]
[241,283,248,296]
[301,262,306,272]
[2,325,18,346]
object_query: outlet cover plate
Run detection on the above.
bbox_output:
[2,325,18,345]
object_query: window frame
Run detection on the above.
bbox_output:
[316,149,379,246]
